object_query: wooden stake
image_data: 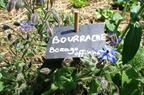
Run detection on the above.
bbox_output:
[74,10,79,32]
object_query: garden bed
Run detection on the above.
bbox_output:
[0,0,144,95]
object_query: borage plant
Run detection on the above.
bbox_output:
[0,0,61,94]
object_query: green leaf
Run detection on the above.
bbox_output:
[122,22,142,64]
[0,73,2,79]
[89,79,100,94]
[125,68,139,79]
[70,0,88,8]
[128,48,144,70]
[121,79,141,95]
[112,73,121,87]
[0,81,4,92]
[102,9,113,19]
[95,11,102,19]
[26,50,34,57]
[0,0,6,8]
[137,78,144,84]
[105,20,116,31]
[53,67,76,93]
[122,71,130,87]
[131,3,141,14]
[121,67,140,95]
[114,0,124,5]
[15,60,26,71]
[112,12,123,22]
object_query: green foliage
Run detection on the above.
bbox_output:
[70,0,89,8]
[89,79,100,94]
[113,0,140,11]
[95,9,123,32]
[0,0,8,8]
[128,48,144,70]
[120,48,144,95]
[43,67,76,94]
[95,9,114,20]
[53,67,76,91]
[105,20,116,32]
[121,67,142,95]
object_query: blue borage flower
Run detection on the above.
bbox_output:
[111,37,122,46]
[107,32,122,46]
[20,21,34,31]
[98,45,117,63]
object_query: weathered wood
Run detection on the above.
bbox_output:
[74,10,79,32]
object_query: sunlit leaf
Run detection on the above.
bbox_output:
[105,20,116,31]
[131,3,140,14]
[112,12,123,22]
[95,11,102,19]
[0,0,6,8]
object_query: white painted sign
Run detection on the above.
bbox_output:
[46,23,105,59]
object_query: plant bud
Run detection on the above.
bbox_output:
[63,57,73,66]
[40,68,51,75]
[31,13,39,25]
[15,0,24,11]
[7,0,16,12]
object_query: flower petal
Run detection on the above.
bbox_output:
[102,55,108,60]
[111,48,117,55]
[99,50,106,54]
[107,54,117,63]
[118,38,122,43]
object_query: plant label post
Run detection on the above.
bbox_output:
[45,12,106,59]
[74,10,79,32]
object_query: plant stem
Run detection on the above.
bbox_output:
[120,2,144,39]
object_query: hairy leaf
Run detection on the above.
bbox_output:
[122,22,142,64]
[112,12,123,22]
[105,20,116,32]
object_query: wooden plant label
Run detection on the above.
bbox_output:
[46,23,105,59]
